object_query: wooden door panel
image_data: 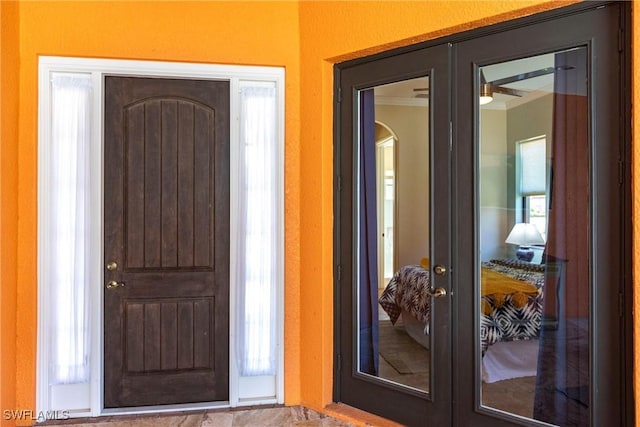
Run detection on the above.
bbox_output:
[123,298,214,373]
[104,77,229,408]
[123,99,215,270]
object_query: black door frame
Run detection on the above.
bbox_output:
[334,43,452,426]
[333,1,632,425]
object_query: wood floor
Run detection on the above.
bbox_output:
[378,319,537,419]
[482,376,536,418]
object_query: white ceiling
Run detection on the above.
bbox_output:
[373,53,557,109]
[374,77,430,107]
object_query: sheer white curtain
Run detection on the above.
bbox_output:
[237,83,278,376]
[49,73,92,384]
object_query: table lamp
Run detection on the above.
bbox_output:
[505,222,545,262]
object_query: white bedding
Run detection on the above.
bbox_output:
[400,309,429,349]
[482,339,539,383]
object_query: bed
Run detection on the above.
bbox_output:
[379,259,545,354]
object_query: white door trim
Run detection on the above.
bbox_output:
[37,56,285,418]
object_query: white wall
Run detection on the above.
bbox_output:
[479,107,509,261]
[375,104,429,268]
[374,95,552,267]
[506,94,553,262]
[478,94,554,262]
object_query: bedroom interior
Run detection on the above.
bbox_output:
[359,47,589,424]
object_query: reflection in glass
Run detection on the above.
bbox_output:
[357,76,431,393]
[478,47,590,426]
[377,133,396,284]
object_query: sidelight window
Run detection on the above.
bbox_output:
[47,73,93,386]
[236,82,279,376]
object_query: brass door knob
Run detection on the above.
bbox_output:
[433,265,447,275]
[106,261,118,271]
[106,280,125,289]
[428,287,447,298]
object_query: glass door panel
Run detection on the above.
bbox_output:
[477,47,590,425]
[357,76,432,393]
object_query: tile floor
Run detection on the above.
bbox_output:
[40,406,354,427]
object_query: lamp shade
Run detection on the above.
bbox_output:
[479,83,493,105]
[505,223,545,246]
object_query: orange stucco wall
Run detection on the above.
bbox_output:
[0,0,19,419]
[1,0,638,425]
[10,0,301,418]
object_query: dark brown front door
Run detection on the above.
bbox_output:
[104,76,230,407]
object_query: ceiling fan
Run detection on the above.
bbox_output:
[412,65,570,102]
[412,87,429,98]
[480,66,561,100]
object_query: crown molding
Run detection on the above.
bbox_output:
[375,96,428,107]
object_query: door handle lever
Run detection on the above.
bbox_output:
[106,280,125,289]
[427,287,447,298]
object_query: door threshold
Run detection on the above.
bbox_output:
[101,401,231,417]
[323,403,402,427]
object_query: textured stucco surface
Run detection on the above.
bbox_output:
[2,1,638,425]
[0,0,19,420]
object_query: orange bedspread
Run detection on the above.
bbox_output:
[481,268,539,314]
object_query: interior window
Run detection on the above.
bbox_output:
[517,137,547,241]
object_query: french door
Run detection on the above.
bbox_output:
[334,2,631,426]
[335,43,452,425]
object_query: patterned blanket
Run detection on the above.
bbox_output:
[379,260,545,354]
